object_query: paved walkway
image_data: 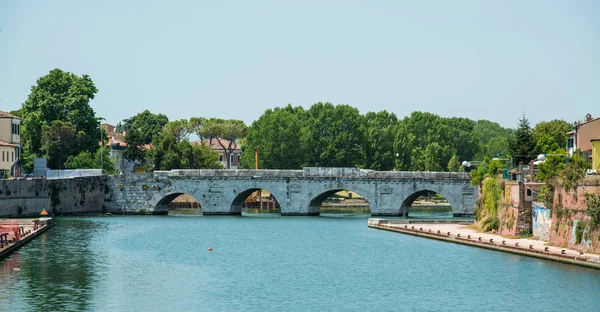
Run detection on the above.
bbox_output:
[369,220,600,269]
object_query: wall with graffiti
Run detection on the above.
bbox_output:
[532,202,552,241]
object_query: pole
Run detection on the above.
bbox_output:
[255,148,259,169]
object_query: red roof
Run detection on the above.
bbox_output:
[0,111,21,119]
[191,138,240,151]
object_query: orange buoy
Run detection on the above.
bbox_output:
[208,247,213,251]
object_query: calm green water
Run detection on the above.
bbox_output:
[1,216,599,312]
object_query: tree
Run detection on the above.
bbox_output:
[424,142,443,171]
[509,114,537,165]
[447,154,460,172]
[363,111,398,171]
[41,121,81,169]
[302,102,366,167]
[473,119,513,160]
[241,105,306,169]
[163,119,192,142]
[532,119,572,154]
[19,68,99,170]
[123,110,169,162]
[200,118,247,169]
[536,148,567,182]
[145,132,222,171]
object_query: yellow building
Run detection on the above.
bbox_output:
[592,139,600,172]
[0,110,22,177]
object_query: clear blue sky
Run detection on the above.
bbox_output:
[1,0,598,128]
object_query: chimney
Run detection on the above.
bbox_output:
[586,113,592,122]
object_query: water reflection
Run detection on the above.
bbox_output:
[0,219,103,311]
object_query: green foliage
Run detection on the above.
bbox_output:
[482,177,501,216]
[561,152,589,192]
[584,192,600,228]
[486,160,502,178]
[532,119,571,154]
[537,183,555,209]
[145,133,222,171]
[41,121,81,169]
[241,105,306,169]
[163,119,192,142]
[424,142,443,171]
[509,114,537,164]
[363,110,398,171]
[535,148,567,182]
[574,220,585,244]
[65,146,117,174]
[470,166,484,186]
[472,119,513,160]
[123,110,169,162]
[302,102,366,167]
[480,213,500,232]
[19,68,100,170]
[447,154,460,172]
[199,118,247,169]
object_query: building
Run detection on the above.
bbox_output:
[101,123,135,174]
[0,111,22,177]
[566,113,600,160]
[192,138,242,169]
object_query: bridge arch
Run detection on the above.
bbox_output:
[309,189,372,216]
[151,192,207,214]
[400,189,458,217]
[230,188,284,215]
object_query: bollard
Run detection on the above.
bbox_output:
[561,250,566,255]
[411,226,415,230]
[447,232,451,236]
[529,245,534,249]
[502,241,506,245]
[490,239,494,243]
[419,227,423,232]
[515,243,519,247]
[478,237,482,241]
[467,235,471,239]
[437,230,440,234]
[544,247,549,252]
[404,225,408,229]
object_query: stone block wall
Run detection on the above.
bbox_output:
[0,176,106,217]
[545,180,600,253]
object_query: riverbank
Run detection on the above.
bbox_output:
[0,218,53,259]
[368,219,600,270]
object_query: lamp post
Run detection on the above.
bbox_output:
[462,160,485,174]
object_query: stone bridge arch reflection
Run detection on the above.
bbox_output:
[309,189,371,216]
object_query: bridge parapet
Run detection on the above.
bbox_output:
[153,168,470,180]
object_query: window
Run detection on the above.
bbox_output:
[230,154,234,163]
[2,151,4,161]
[219,155,223,161]
[527,189,532,196]
[237,154,241,163]
[567,139,574,149]
[12,151,14,162]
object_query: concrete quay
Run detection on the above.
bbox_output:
[368,219,600,270]
[0,218,53,260]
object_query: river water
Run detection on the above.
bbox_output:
[1,215,599,311]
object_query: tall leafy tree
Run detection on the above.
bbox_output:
[532,119,572,154]
[509,114,537,164]
[146,132,222,170]
[41,121,81,169]
[241,105,306,169]
[123,110,169,162]
[302,102,366,167]
[472,119,514,160]
[200,118,247,169]
[20,68,99,170]
[363,110,398,171]
[424,142,443,171]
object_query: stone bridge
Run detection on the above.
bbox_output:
[104,168,477,217]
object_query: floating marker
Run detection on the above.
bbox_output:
[208,247,213,251]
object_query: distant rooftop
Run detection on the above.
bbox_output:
[0,110,21,119]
